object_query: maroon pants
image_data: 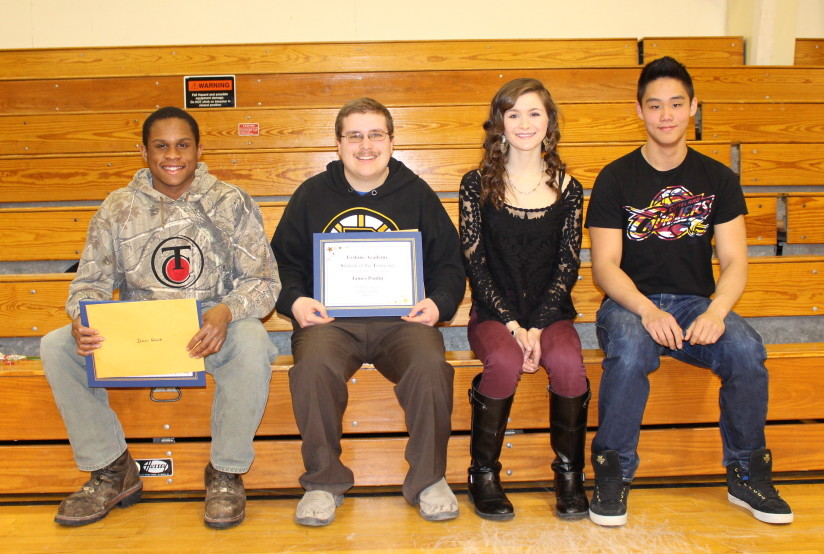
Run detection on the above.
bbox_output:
[468,311,587,398]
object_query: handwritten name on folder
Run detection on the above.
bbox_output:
[83,298,205,378]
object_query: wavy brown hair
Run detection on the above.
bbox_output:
[479,78,564,209]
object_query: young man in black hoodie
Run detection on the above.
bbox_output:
[271,98,466,526]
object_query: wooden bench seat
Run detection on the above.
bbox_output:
[2,342,822,494]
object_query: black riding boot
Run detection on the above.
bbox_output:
[468,373,515,520]
[550,381,591,519]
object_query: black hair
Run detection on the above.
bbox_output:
[142,106,200,146]
[637,56,695,104]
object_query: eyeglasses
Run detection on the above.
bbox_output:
[341,131,390,143]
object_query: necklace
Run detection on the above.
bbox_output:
[505,170,544,195]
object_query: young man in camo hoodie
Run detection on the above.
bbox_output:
[41,106,280,530]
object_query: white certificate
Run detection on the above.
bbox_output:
[313,231,424,317]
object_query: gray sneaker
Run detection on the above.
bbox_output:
[295,490,344,526]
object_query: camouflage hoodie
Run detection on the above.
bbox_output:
[67,162,280,321]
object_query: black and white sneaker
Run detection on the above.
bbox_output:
[589,450,630,527]
[727,449,793,524]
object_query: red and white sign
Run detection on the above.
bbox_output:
[238,123,260,136]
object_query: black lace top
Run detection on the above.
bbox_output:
[459,169,583,329]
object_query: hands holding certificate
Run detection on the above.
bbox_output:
[291,296,335,327]
[291,296,440,328]
[400,297,440,326]
[71,303,232,360]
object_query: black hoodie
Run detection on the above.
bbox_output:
[271,158,465,322]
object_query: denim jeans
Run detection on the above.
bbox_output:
[41,318,276,474]
[591,295,768,481]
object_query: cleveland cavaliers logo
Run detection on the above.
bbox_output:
[624,186,715,241]
[323,208,399,233]
[151,236,203,288]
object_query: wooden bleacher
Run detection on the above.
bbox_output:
[1,37,823,495]
[642,36,745,65]
[794,38,824,65]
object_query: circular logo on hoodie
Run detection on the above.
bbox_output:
[323,208,399,233]
[151,236,203,288]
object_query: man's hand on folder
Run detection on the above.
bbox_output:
[187,303,232,359]
[71,316,103,357]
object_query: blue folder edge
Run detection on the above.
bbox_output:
[312,231,425,317]
[79,299,206,388]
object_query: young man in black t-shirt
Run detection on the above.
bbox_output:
[584,57,793,526]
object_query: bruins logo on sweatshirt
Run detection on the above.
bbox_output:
[323,208,399,233]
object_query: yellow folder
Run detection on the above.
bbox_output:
[82,298,205,378]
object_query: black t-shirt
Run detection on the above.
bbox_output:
[585,147,746,298]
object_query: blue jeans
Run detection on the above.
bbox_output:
[41,318,276,474]
[591,295,768,481]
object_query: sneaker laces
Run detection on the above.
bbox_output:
[740,472,782,501]
[594,478,626,502]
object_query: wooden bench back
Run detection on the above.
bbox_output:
[794,38,824,65]
[2,256,821,339]
[5,66,824,116]
[0,142,731,202]
[0,39,641,80]
[739,143,824,187]
[642,36,745,65]
[701,102,824,142]
[0,188,778,262]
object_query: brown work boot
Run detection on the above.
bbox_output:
[54,450,143,526]
[204,463,246,529]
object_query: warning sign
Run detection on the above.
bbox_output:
[238,123,259,136]
[184,75,236,109]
